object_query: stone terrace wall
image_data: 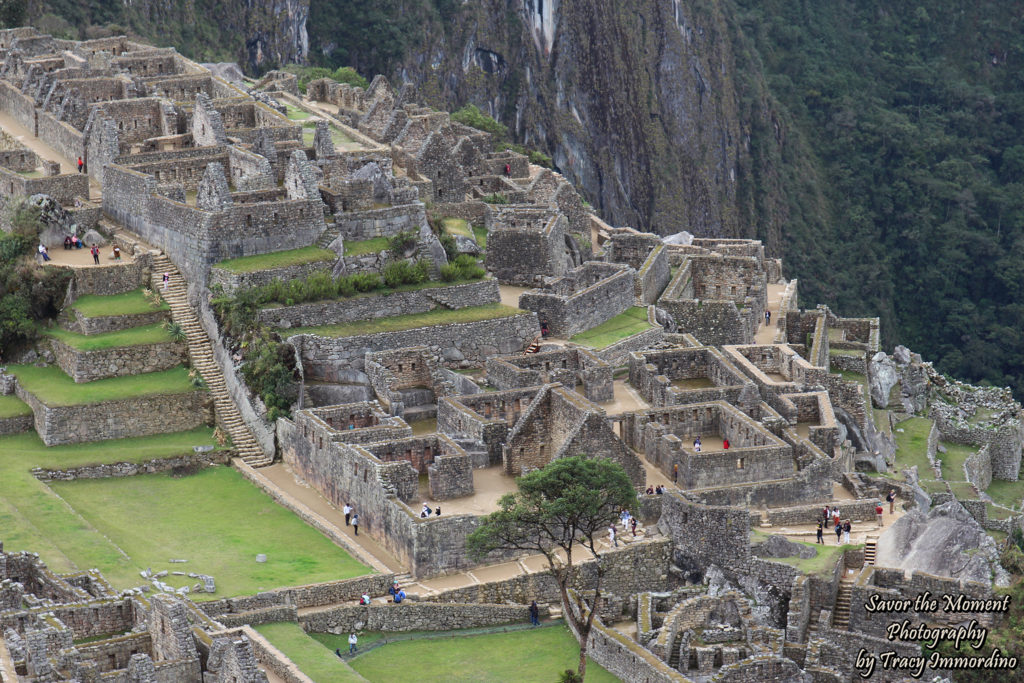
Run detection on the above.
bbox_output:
[31,449,228,481]
[300,602,535,634]
[0,166,88,206]
[335,202,427,240]
[0,81,37,133]
[292,313,538,377]
[65,258,151,298]
[0,413,33,435]
[596,324,664,367]
[200,575,394,619]
[259,280,499,329]
[518,263,634,337]
[208,259,334,295]
[35,110,85,168]
[636,244,670,304]
[15,384,209,446]
[49,338,187,382]
[67,308,169,335]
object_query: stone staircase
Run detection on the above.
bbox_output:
[832,577,855,630]
[316,220,340,249]
[150,254,271,467]
[525,336,541,354]
[863,537,877,566]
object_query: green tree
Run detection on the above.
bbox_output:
[466,455,637,680]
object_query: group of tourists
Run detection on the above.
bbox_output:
[342,502,360,535]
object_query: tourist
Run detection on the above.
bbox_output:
[77,156,84,173]
[359,593,370,605]
[529,600,540,626]
[421,503,431,518]
[335,648,342,658]
[842,520,851,544]
[816,519,824,544]
[348,632,358,654]
[343,503,352,526]
[655,485,664,495]
[645,486,654,495]
[435,507,441,516]
[90,244,100,264]
[38,244,50,261]
[505,162,511,177]
[389,582,401,601]
[63,235,71,250]
[620,509,631,528]
[608,525,617,548]
[393,589,406,603]
[112,245,121,260]
[352,513,359,535]
[72,234,82,249]
[822,506,830,523]
[875,502,884,527]
[162,272,169,289]
[540,320,549,337]
[832,507,841,527]
[834,521,842,544]
[723,438,730,450]
[673,463,678,483]
[630,517,638,537]
[765,310,771,326]
[887,489,896,514]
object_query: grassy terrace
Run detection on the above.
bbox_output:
[750,529,848,576]
[5,365,195,405]
[986,479,1024,510]
[892,416,934,475]
[570,307,652,348]
[214,246,336,273]
[52,467,369,598]
[828,347,864,357]
[288,303,524,338]
[473,225,488,249]
[255,623,363,682]
[44,323,174,351]
[440,217,472,237]
[343,236,390,257]
[346,624,618,682]
[936,441,977,482]
[0,395,31,418]
[71,289,167,317]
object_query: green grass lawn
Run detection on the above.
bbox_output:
[936,441,977,483]
[441,217,472,237]
[986,503,1015,521]
[285,103,313,121]
[289,304,524,338]
[50,466,369,597]
[5,365,195,406]
[892,417,934,475]
[44,323,174,351]
[985,479,1024,510]
[349,624,619,683]
[215,246,336,273]
[343,236,390,257]
[0,428,220,577]
[255,623,364,682]
[948,481,978,500]
[750,528,848,576]
[0,394,31,418]
[570,307,652,348]
[828,347,864,357]
[473,225,488,249]
[71,289,167,317]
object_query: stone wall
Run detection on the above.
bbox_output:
[260,280,500,329]
[0,413,32,435]
[300,602,536,634]
[518,262,634,337]
[208,259,334,295]
[65,258,150,298]
[335,202,427,240]
[15,384,209,446]
[484,207,567,285]
[31,450,228,481]
[66,308,169,335]
[200,575,394,619]
[293,312,539,378]
[0,81,37,133]
[931,402,1024,481]
[35,110,85,169]
[765,500,879,527]
[596,324,664,366]
[636,244,671,304]
[50,337,187,382]
[0,166,88,206]
[965,444,993,491]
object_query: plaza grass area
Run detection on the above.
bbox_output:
[892,416,933,475]
[289,303,524,338]
[0,395,31,417]
[4,365,195,405]
[256,623,364,682]
[750,529,849,576]
[985,479,1024,510]
[44,323,174,351]
[348,623,619,682]
[50,466,369,597]
[0,428,221,579]
[570,307,651,348]
[936,441,977,483]
[71,288,167,317]
[343,236,390,257]
[215,246,336,273]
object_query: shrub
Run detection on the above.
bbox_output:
[336,275,356,297]
[439,263,461,282]
[332,66,368,89]
[451,104,508,138]
[350,272,381,292]
[439,233,459,261]
[482,193,510,204]
[163,321,187,343]
[305,271,334,301]
[240,331,298,421]
[383,260,413,287]
[388,230,418,256]
[5,197,42,238]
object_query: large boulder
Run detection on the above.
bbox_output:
[662,231,694,246]
[868,352,899,408]
[876,500,1009,586]
[751,534,817,560]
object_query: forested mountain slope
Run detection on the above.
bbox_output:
[15,0,1024,397]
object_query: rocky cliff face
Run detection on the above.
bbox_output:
[390,0,801,248]
[242,0,310,73]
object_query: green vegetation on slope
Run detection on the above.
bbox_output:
[343,237,390,257]
[5,365,196,405]
[733,0,1024,400]
[892,417,934,476]
[349,624,619,683]
[51,467,370,597]
[71,289,167,317]
[0,395,31,418]
[215,247,336,273]
[570,307,652,348]
[44,323,175,351]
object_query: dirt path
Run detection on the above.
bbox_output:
[754,282,787,345]
[0,109,102,199]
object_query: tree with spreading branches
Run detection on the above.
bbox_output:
[466,455,637,680]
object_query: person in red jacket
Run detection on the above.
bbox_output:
[723,438,730,450]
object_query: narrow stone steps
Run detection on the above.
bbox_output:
[149,255,272,467]
[832,579,855,630]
